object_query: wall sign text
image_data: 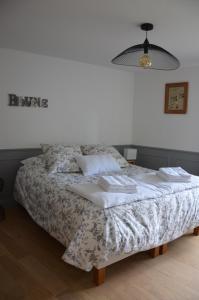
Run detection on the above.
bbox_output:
[8,94,48,108]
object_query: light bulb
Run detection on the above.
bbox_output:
[139,54,152,68]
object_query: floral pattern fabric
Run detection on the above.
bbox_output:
[41,144,82,173]
[14,161,199,271]
[81,144,129,168]
[21,154,44,166]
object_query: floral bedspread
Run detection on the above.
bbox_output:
[14,163,199,271]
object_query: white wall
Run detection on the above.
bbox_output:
[133,67,199,152]
[0,49,134,149]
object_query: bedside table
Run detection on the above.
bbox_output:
[0,205,5,221]
[127,160,136,165]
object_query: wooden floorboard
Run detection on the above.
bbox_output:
[1,207,199,300]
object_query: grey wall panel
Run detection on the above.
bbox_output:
[0,148,41,207]
[133,146,199,175]
[0,145,199,207]
[169,157,199,175]
[137,154,168,170]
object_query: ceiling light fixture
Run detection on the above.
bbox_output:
[111,23,180,70]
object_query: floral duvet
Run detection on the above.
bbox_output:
[14,163,199,271]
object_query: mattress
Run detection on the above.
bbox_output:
[14,163,199,271]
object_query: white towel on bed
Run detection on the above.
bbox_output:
[67,181,163,208]
[158,167,191,182]
[98,175,137,193]
[67,173,199,209]
[67,183,140,208]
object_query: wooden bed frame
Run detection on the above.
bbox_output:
[93,226,199,286]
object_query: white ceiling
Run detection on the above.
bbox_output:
[0,0,199,70]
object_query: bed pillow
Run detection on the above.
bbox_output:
[43,144,82,174]
[81,144,129,168]
[21,155,45,167]
[76,154,121,176]
[41,144,52,153]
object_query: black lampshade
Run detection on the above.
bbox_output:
[111,23,180,70]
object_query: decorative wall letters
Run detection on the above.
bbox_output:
[8,94,48,108]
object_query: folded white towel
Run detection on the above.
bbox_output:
[98,175,137,193]
[172,167,191,179]
[158,171,191,182]
[99,183,137,193]
[67,183,140,208]
[99,175,137,187]
[67,173,199,208]
[159,167,191,181]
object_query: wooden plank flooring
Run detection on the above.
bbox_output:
[1,206,199,300]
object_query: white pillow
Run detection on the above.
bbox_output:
[81,144,129,168]
[76,154,121,176]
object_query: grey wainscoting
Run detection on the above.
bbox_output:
[0,148,41,207]
[0,145,199,207]
[133,146,199,175]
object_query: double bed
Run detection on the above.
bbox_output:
[14,157,199,285]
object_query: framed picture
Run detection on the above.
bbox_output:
[164,82,188,114]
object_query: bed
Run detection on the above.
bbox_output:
[14,158,199,285]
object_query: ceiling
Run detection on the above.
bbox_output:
[0,0,199,70]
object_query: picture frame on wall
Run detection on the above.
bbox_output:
[164,82,188,114]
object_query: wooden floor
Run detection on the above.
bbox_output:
[1,207,199,300]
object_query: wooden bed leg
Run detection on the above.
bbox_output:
[149,246,160,258]
[93,267,106,286]
[193,227,199,236]
[159,243,168,255]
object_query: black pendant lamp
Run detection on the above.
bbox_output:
[111,23,180,70]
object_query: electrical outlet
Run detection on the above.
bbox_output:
[0,178,4,192]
